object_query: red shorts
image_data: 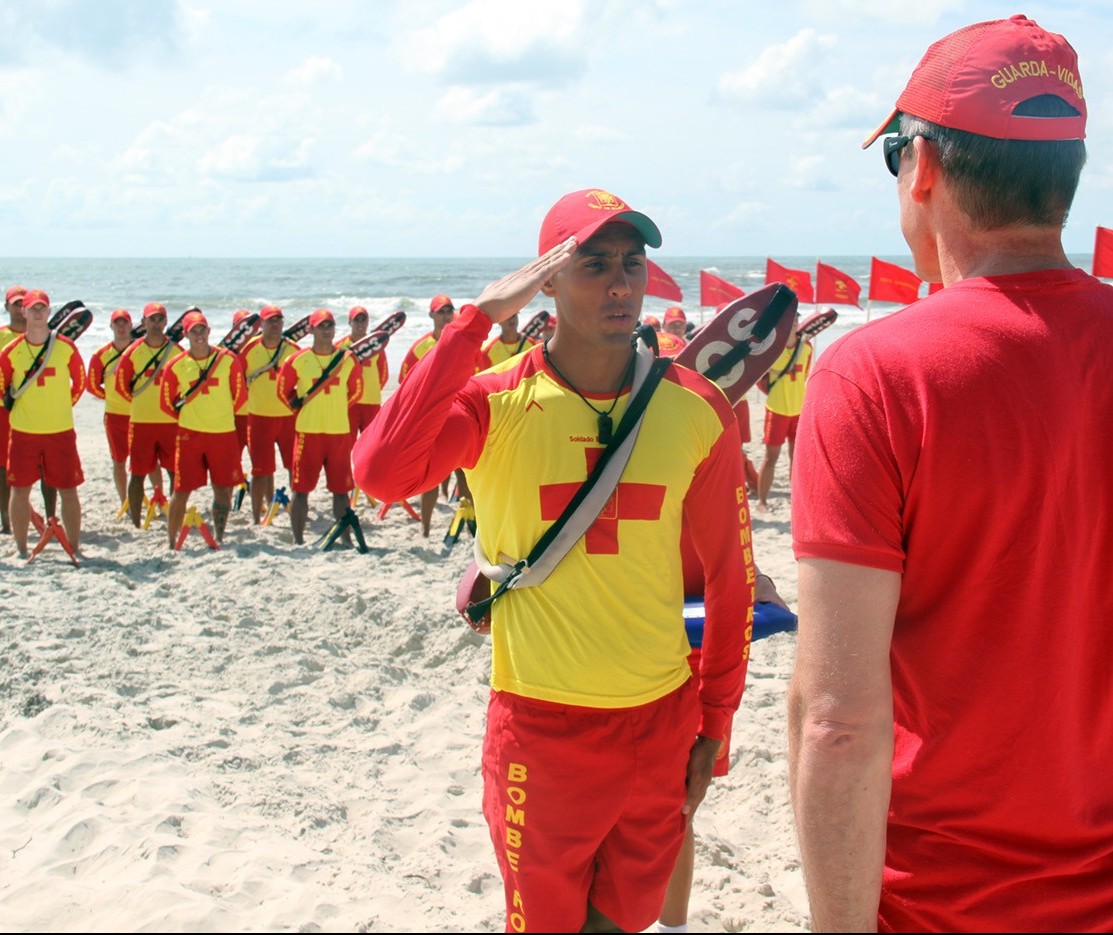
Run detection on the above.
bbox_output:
[732,398,751,444]
[247,413,295,476]
[174,429,245,493]
[349,402,381,439]
[763,410,799,446]
[291,431,353,494]
[129,421,178,476]
[235,413,248,453]
[7,429,84,488]
[104,412,130,463]
[481,680,699,933]
[0,407,9,470]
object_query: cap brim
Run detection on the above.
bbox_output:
[861,108,900,149]
[576,211,662,250]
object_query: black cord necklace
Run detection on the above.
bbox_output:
[542,340,634,445]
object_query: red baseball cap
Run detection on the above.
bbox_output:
[429,294,453,313]
[259,305,283,321]
[643,315,660,329]
[862,15,1086,148]
[21,289,49,310]
[232,308,252,324]
[663,306,686,324]
[309,308,335,328]
[143,301,168,319]
[5,284,26,304]
[348,305,369,321]
[182,311,209,332]
[110,308,132,324]
[538,188,662,255]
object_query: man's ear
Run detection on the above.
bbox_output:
[908,135,938,204]
[539,277,557,298]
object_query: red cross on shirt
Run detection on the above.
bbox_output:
[35,366,56,387]
[538,447,666,554]
[785,362,806,382]
[322,375,341,393]
[197,373,220,394]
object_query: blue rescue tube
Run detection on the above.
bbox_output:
[683,597,798,649]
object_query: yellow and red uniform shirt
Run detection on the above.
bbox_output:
[336,334,388,405]
[160,347,248,433]
[398,332,437,384]
[115,338,181,424]
[480,334,539,369]
[0,334,85,433]
[240,335,299,417]
[762,340,813,416]
[352,304,752,739]
[87,341,133,416]
[276,348,362,434]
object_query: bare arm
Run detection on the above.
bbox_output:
[788,557,899,933]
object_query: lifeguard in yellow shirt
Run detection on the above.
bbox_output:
[115,302,181,528]
[479,311,539,369]
[160,310,248,547]
[87,308,140,508]
[336,305,388,442]
[0,290,85,559]
[240,304,298,524]
[276,308,362,545]
[755,313,812,513]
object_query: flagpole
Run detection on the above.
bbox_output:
[866,299,873,323]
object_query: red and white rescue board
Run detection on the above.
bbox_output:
[798,307,838,342]
[673,281,798,405]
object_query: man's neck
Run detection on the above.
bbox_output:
[25,323,49,345]
[190,346,213,360]
[545,336,634,395]
[312,341,334,355]
[145,335,168,348]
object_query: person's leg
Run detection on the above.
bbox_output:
[0,466,10,534]
[167,489,189,548]
[757,443,782,512]
[291,491,309,544]
[127,474,146,528]
[112,460,128,506]
[251,474,274,524]
[9,484,31,556]
[58,486,81,551]
[211,486,232,542]
[332,491,352,546]
[656,823,695,932]
[420,487,438,537]
[454,467,472,501]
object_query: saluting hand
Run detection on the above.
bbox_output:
[475,237,577,324]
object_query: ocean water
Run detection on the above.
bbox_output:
[2,253,1097,384]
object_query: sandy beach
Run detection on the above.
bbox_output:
[0,388,808,933]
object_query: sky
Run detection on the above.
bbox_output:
[1,0,1111,259]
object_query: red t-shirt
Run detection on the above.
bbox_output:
[792,268,1113,931]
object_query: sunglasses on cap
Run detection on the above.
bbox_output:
[883,134,932,177]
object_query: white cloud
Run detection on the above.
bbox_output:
[286,56,342,86]
[717,28,837,107]
[435,86,535,126]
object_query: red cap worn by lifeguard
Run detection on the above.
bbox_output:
[663,306,686,324]
[21,289,49,310]
[182,311,209,332]
[110,308,132,324]
[309,308,335,328]
[862,14,1086,148]
[349,305,369,320]
[538,188,662,255]
[6,284,26,304]
[259,305,283,321]
[232,308,252,324]
[429,294,454,314]
[143,302,168,319]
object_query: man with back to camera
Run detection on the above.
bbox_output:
[788,15,1113,932]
